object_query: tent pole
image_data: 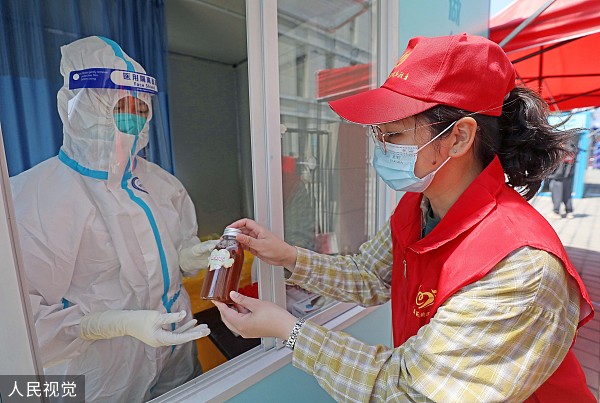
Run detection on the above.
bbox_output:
[538,46,544,95]
[541,77,560,112]
[498,0,557,48]
[512,38,578,64]
[549,86,600,106]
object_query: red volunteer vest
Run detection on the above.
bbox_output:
[390,157,594,402]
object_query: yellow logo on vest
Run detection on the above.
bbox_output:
[413,285,437,318]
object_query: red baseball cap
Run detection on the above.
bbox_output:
[329,33,516,125]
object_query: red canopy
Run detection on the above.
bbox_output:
[489,0,600,111]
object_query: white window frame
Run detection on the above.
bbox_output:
[0,125,45,378]
[376,0,401,227]
[153,0,399,401]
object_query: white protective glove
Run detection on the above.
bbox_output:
[179,240,220,274]
[79,310,210,348]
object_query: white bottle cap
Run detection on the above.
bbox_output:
[223,227,242,237]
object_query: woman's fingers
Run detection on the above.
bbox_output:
[236,233,258,250]
[228,218,266,238]
[233,302,251,314]
[229,291,258,310]
[213,293,298,340]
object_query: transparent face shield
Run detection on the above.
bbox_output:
[60,68,169,187]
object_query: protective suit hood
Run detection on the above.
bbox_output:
[11,35,202,401]
[57,36,151,180]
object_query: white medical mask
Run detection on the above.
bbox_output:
[372,121,456,192]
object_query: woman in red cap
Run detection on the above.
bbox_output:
[213,34,595,402]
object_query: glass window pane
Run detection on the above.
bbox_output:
[166,0,258,373]
[277,0,378,316]
[0,1,256,399]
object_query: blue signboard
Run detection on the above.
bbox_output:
[399,0,490,52]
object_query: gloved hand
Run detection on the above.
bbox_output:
[79,310,210,348]
[179,240,220,274]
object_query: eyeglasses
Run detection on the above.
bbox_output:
[367,121,451,154]
[114,96,150,118]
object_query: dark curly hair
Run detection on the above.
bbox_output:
[416,86,579,200]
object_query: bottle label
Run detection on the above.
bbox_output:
[208,249,235,271]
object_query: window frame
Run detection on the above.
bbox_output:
[0,125,45,376]
[153,0,398,400]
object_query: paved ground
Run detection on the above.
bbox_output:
[530,168,600,400]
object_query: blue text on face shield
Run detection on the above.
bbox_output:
[114,113,147,135]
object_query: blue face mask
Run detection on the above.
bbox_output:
[113,113,147,136]
[372,121,456,192]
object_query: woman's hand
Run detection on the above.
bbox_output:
[228,218,298,269]
[213,291,297,340]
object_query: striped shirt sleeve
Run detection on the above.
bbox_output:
[291,247,581,402]
[287,220,394,306]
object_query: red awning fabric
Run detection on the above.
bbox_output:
[489,0,600,111]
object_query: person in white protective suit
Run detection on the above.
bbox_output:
[9,36,218,402]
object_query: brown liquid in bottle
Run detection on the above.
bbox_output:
[200,227,244,304]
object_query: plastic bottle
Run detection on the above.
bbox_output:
[200,227,244,304]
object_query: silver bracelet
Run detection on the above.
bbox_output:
[284,318,305,350]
